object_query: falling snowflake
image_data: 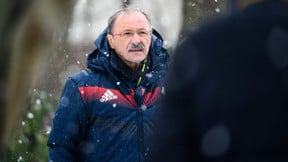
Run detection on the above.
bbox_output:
[188,2,196,7]
[17,156,23,162]
[60,96,70,107]
[36,98,41,105]
[146,73,153,78]
[141,105,147,111]
[27,112,34,119]
[46,126,51,135]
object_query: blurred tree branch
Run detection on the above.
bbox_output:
[0,0,75,160]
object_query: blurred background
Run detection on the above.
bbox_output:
[0,0,227,161]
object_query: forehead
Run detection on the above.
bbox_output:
[113,12,150,31]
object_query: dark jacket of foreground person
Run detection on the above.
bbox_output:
[151,1,288,162]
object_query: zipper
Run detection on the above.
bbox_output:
[134,85,146,162]
[135,58,148,162]
[137,107,144,162]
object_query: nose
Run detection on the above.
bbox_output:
[130,33,141,43]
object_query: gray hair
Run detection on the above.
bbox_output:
[107,8,152,34]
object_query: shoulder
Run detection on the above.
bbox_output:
[69,69,90,81]
[68,69,102,86]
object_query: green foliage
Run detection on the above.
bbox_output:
[6,90,56,162]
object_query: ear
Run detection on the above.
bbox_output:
[107,34,114,49]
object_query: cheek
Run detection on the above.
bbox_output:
[115,41,128,52]
[120,42,129,52]
[144,40,152,50]
[144,37,151,45]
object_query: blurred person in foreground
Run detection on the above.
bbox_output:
[47,8,169,162]
[151,0,288,161]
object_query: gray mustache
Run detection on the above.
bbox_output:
[128,43,144,51]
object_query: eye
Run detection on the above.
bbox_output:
[138,31,149,37]
[122,31,134,37]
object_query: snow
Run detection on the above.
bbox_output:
[27,112,34,119]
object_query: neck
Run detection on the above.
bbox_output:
[123,61,139,70]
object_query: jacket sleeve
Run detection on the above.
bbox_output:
[47,77,89,162]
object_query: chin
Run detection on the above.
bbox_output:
[130,55,146,61]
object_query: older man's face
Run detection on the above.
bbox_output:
[107,12,152,70]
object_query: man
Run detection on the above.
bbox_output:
[151,0,288,161]
[47,8,169,162]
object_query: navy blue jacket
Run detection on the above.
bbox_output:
[151,1,288,162]
[47,28,169,162]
